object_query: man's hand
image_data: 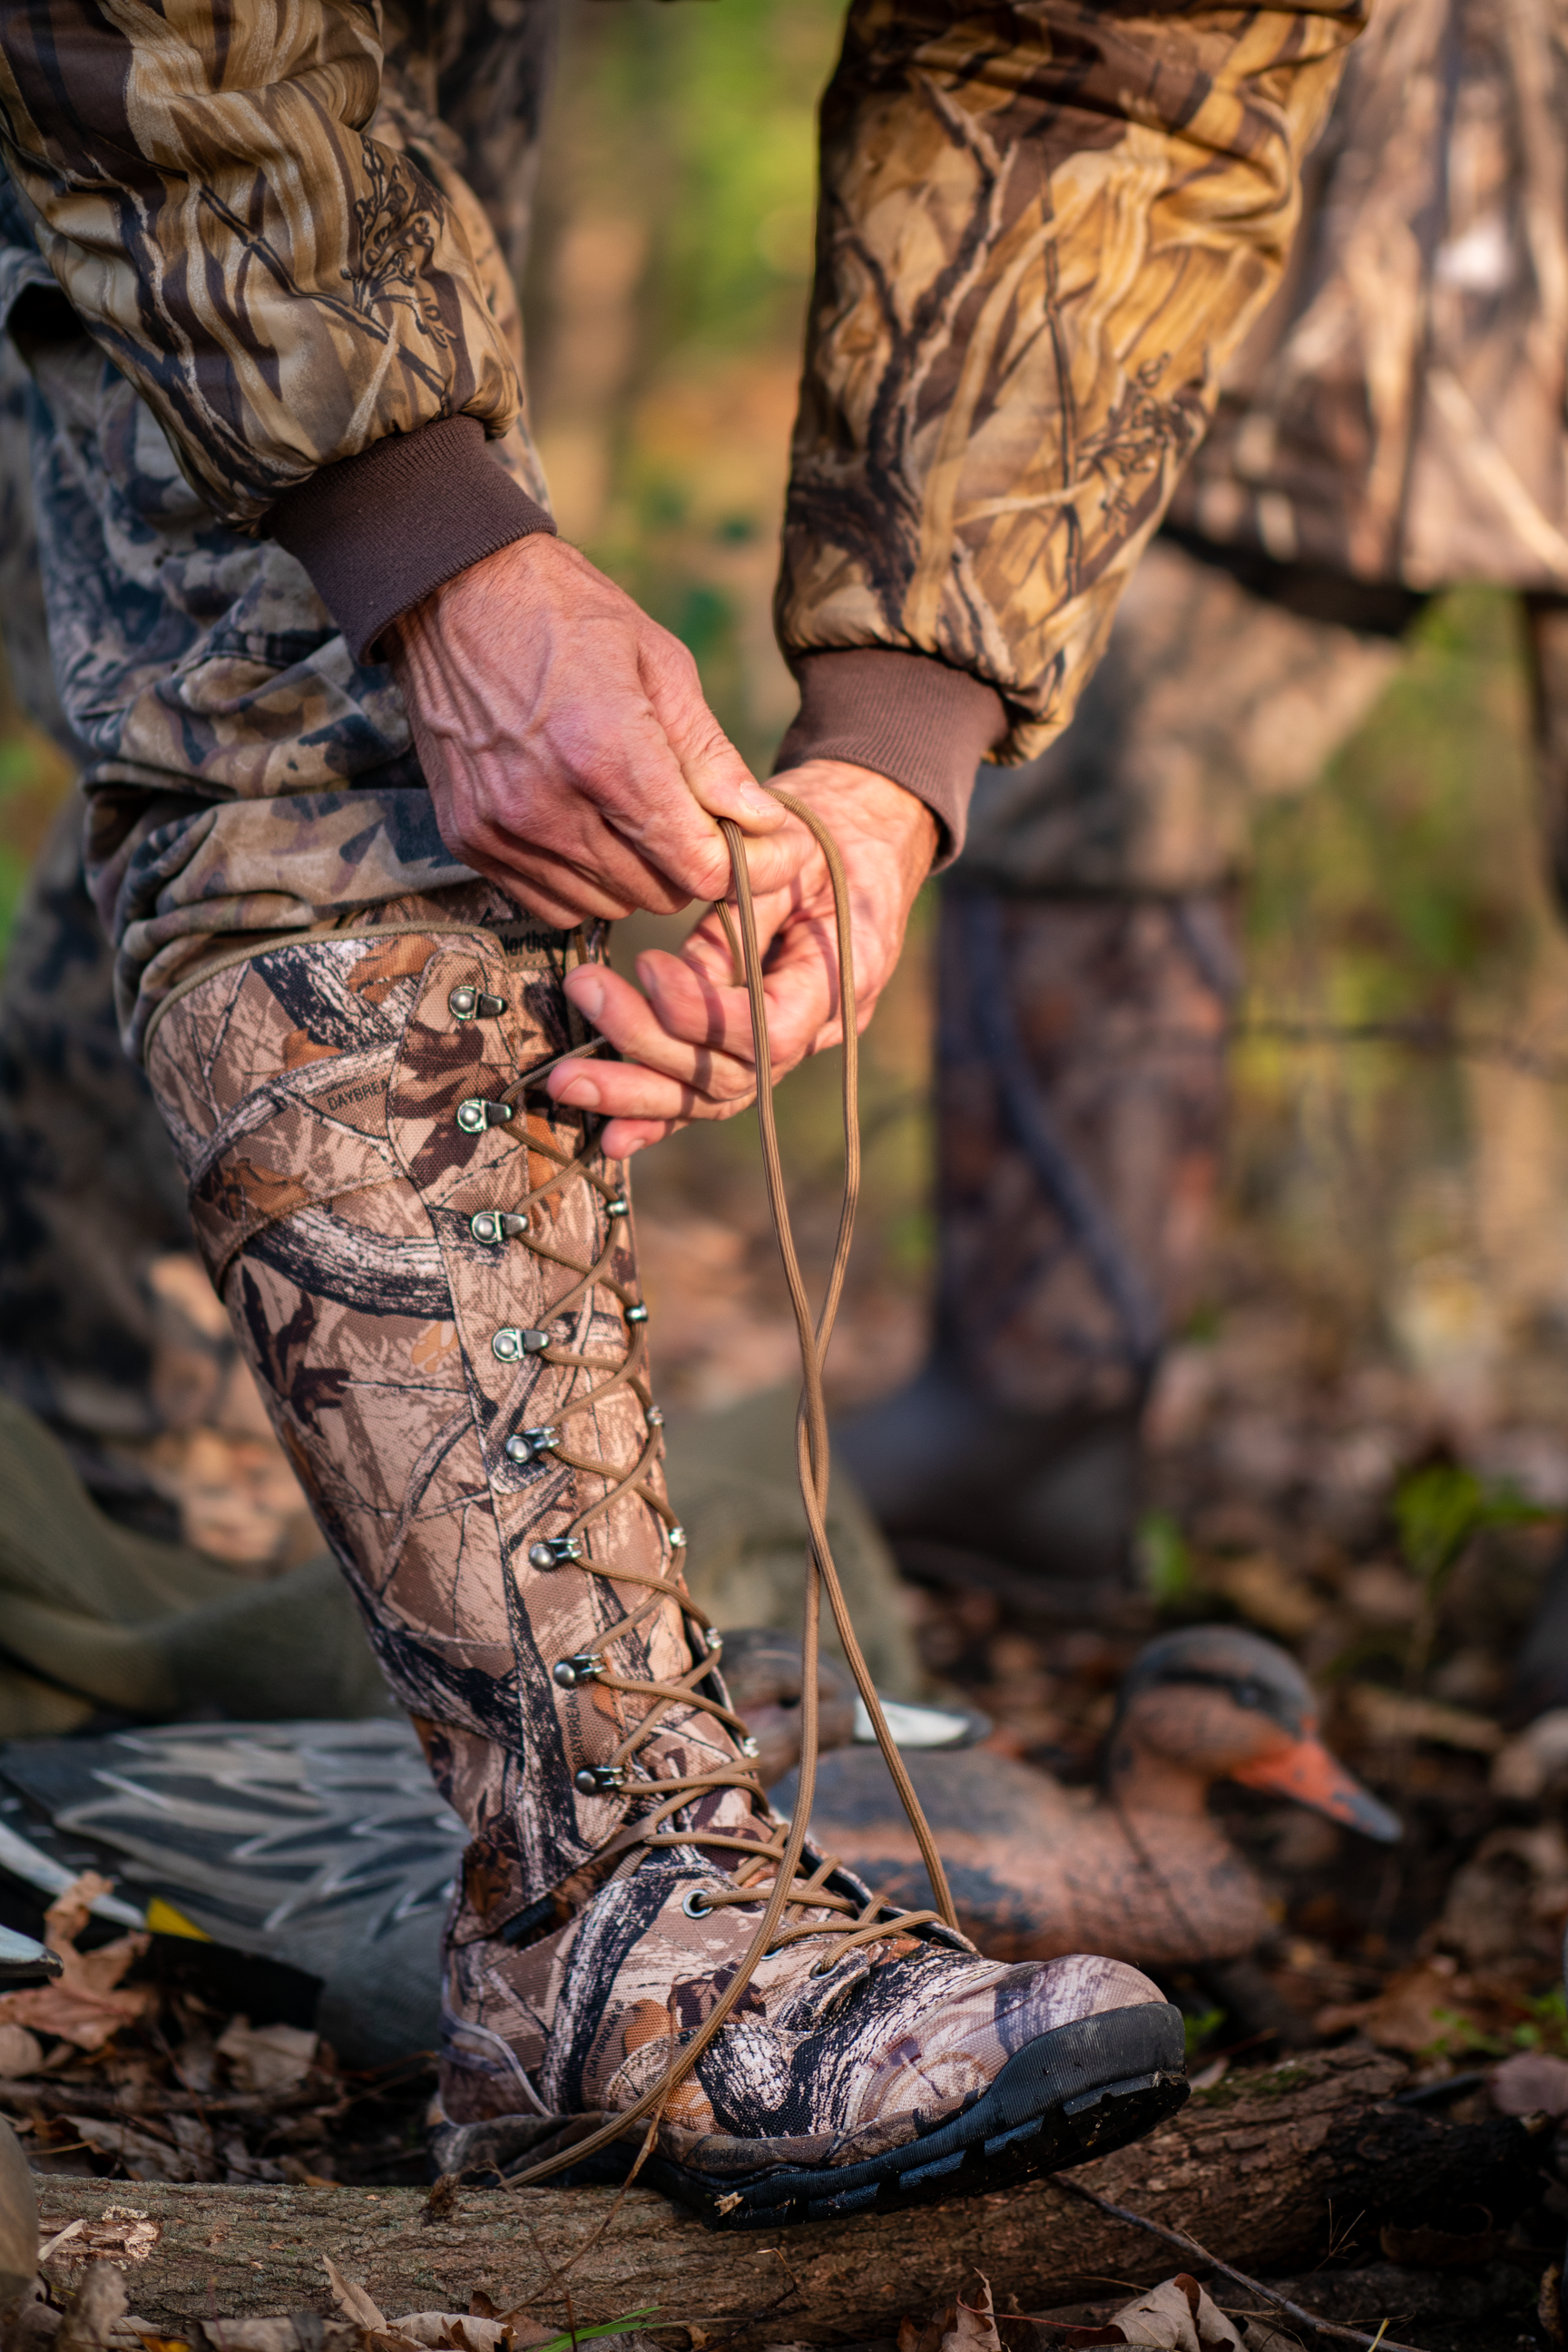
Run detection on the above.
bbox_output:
[545,760,939,1156]
[387,534,799,927]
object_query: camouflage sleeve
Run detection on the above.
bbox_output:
[775,0,1367,848]
[0,0,526,537]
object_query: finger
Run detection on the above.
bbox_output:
[547,1054,756,1123]
[563,965,759,1098]
[601,1117,684,1157]
[629,860,835,1057]
[631,938,833,1085]
[637,628,786,836]
[623,946,760,1063]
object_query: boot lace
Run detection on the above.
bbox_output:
[479,795,961,2183]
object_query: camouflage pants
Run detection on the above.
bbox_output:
[937,534,1568,1414]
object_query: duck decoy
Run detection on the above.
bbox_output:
[773,1623,1399,1971]
[0,1923,60,1987]
[0,1634,975,2061]
[0,1720,464,2063]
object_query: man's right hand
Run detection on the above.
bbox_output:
[387,533,799,929]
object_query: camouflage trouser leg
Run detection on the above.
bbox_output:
[142,906,735,2112]
[0,798,194,1526]
[940,533,1423,1416]
[934,888,1235,1421]
[0,335,206,1530]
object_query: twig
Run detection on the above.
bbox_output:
[1054,2178,1428,2352]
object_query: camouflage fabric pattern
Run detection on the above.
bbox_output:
[0,325,68,751]
[142,900,725,1910]
[1171,0,1568,589]
[0,796,192,1524]
[145,907,1163,2133]
[935,887,1234,1416]
[956,535,1417,897]
[0,0,547,530]
[0,18,553,1057]
[0,0,1364,883]
[777,0,1367,767]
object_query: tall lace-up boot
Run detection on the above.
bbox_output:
[838,887,1233,1594]
[145,889,1186,2226]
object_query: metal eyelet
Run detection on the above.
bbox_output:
[704,1629,723,1657]
[449,985,508,1022]
[505,1426,558,1466]
[529,1536,583,1571]
[682,1887,713,1919]
[644,1405,664,1428]
[669,1525,686,1549]
[574,1763,625,1795]
[740,1737,760,1759]
[493,1328,550,1363]
[604,1195,629,1218]
[553,1652,603,1689]
[456,1097,514,1134]
[470,1210,527,1247]
[626,1303,649,1325]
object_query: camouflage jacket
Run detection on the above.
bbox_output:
[0,0,1365,857]
[1171,0,1568,589]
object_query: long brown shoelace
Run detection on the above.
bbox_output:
[499,789,959,2188]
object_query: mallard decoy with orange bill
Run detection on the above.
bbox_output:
[773,1624,1398,1971]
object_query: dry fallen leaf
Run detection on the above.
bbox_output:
[939,2279,1002,2352]
[1024,2276,1289,2351]
[0,1879,152,2053]
[56,2263,127,2352]
[323,2260,386,2334]
[1314,1956,1481,2052]
[68,2122,189,2187]
[215,2020,317,2098]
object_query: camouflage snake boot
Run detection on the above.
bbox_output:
[145,894,1186,2227]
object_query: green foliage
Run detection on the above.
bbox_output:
[1420,1986,1567,2064]
[534,2312,660,2352]
[1393,1461,1551,1604]
[1181,2003,1225,2057]
[1137,1509,1193,1605]
[1509,1982,1568,2054]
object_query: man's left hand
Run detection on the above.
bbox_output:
[544,760,938,1155]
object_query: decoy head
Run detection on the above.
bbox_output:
[1110,1623,1399,1841]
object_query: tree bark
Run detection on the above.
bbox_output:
[31,2050,1406,2346]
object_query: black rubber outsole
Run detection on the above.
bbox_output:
[537,1999,1187,2230]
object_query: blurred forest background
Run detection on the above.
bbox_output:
[5,0,1568,1504]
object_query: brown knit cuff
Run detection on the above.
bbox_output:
[774,648,1005,864]
[269,416,556,663]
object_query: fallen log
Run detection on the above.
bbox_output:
[31,2051,1416,2345]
